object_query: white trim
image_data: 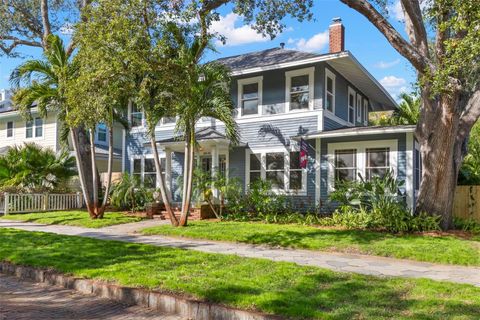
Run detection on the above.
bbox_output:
[25,116,44,140]
[230,51,349,76]
[285,67,315,113]
[237,76,263,118]
[323,110,354,128]
[356,93,362,123]
[327,140,398,193]
[315,138,321,205]
[406,132,414,210]
[347,86,356,125]
[245,146,308,195]
[122,128,126,172]
[236,109,321,124]
[297,125,416,139]
[324,67,336,114]
[5,120,14,140]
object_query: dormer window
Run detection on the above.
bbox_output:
[325,68,336,113]
[131,104,144,127]
[238,76,262,117]
[286,67,314,112]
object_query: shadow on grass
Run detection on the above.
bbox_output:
[1,228,480,319]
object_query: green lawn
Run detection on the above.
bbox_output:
[1,228,479,319]
[141,221,480,266]
[2,210,143,228]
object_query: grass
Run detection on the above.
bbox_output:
[1,228,480,319]
[141,221,480,266]
[2,210,143,228]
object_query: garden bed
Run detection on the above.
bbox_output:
[141,221,480,266]
[1,228,480,319]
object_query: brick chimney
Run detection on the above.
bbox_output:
[329,17,345,53]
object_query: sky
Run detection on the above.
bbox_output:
[0,0,415,101]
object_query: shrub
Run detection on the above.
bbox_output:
[110,173,153,212]
[454,217,480,233]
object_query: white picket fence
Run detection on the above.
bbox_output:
[0,193,83,215]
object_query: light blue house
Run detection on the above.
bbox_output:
[123,18,421,211]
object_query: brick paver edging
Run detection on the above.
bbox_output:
[0,261,279,320]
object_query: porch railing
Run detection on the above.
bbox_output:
[0,193,83,215]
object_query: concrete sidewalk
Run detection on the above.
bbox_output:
[1,219,479,287]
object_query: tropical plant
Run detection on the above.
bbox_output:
[10,35,103,218]
[459,121,480,185]
[372,93,420,126]
[0,143,76,192]
[110,173,153,213]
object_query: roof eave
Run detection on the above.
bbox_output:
[293,125,416,140]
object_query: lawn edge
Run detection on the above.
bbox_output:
[0,260,280,320]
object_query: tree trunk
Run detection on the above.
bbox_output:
[89,129,99,218]
[99,126,114,218]
[150,135,179,226]
[75,127,95,204]
[179,137,195,227]
[181,139,190,218]
[70,128,92,214]
[414,95,464,230]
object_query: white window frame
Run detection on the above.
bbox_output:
[285,67,315,113]
[245,147,307,195]
[365,147,391,180]
[130,155,166,188]
[324,68,336,114]
[363,99,369,125]
[6,121,14,139]
[356,94,362,123]
[334,149,358,186]
[25,117,43,139]
[237,76,263,117]
[347,87,356,125]
[96,124,108,144]
[130,104,144,128]
[327,140,398,193]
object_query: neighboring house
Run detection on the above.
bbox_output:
[125,18,422,210]
[0,92,123,173]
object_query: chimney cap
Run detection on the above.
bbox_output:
[331,17,342,24]
[280,42,285,49]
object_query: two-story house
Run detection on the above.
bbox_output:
[124,18,421,210]
[0,91,124,174]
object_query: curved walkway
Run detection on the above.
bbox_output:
[1,219,479,287]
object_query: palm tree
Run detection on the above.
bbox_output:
[10,35,99,218]
[391,92,420,125]
[175,60,239,226]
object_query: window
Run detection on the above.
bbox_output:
[335,149,357,184]
[325,69,335,113]
[97,124,107,143]
[356,94,362,122]
[144,158,156,188]
[133,159,142,181]
[219,155,227,176]
[131,104,144,127]
[249,153,262,184]
[289,151,303,190]
[26,117,43,138]
[238,77,262,117]
[348,88,355,124]
[266,152,285,189]
[162,117,176,125]
[286,67,314,112]
[363,99,369,124]
[415,146,421,191]
[365,148,390,180]
[6,121,13,138]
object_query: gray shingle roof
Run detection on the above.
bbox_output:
[216,48,322,72]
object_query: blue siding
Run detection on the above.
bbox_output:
[324,117,347,131]
[171,152,184,202]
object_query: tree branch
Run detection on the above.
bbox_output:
[339,0,432,73]
[40,0,51,45]
[459,89,480,139]
[0,36,43,55]
[400,0,429,57]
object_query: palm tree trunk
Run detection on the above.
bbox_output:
[150,135,178,226]
[70,128,93,215]
[89,129,99,218]
[99,126,114,218]
[180,136,195,226]
[180,137,190,220]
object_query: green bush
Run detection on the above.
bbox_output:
[110,173,153,212]
[454,217,480,233]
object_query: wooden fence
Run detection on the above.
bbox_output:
[0,193,83,215]
[453,186,480,222]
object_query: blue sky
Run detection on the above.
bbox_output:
[0,0,415,100]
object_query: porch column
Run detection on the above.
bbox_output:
[211,145,219,201]
[165,148,173,202]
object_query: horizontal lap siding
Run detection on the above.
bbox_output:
[320,133,407,209]
[324,117,347,131]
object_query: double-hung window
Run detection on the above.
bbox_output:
[97,124,107,143]
[266,152,285,189]
[356,94,362,123]
[238,77,262,117]
[26,117,43,138]
[289,151,303,190]
[286,67,314,112]
[132,157,166,188]
[347,87,356,124]
[249,153,262,183]
[334,149,357,184]
[131,104,144,127]
[325,69,335,113]
[363,99,369,125]
[133,159,142,181]
[6,121,13,138]
[365,148,390,180]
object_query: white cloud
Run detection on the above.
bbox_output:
[291,30,329,52]
[375,59,401,69]
[380,76,409,100]
[211,13,268,47]
[389,1,404,21]
[60,23,74,35]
